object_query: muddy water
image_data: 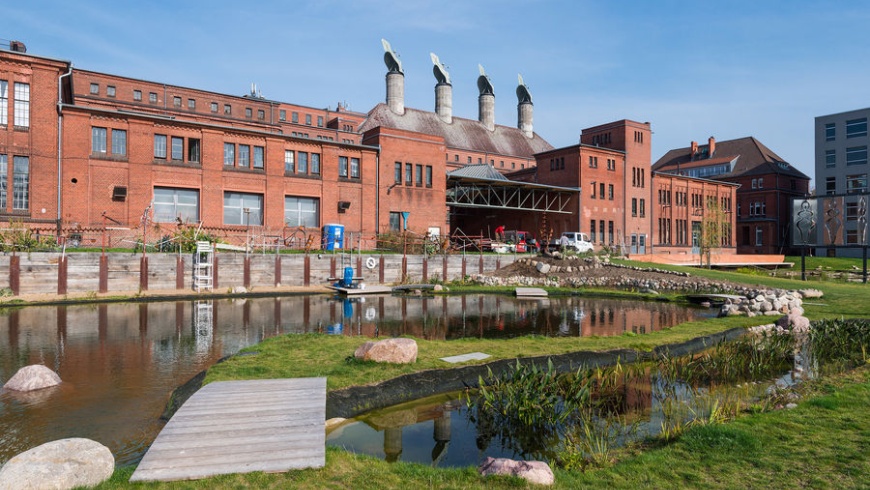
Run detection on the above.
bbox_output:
[0,295,711,465]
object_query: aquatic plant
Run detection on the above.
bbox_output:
[809,318,870,368]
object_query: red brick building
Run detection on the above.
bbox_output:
[654,137,810,254]
[1,39,737,257]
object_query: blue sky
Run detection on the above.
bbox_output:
[7,0,870,186]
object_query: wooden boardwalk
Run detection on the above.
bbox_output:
[130,378,326,482]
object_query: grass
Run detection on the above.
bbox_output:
[95,366,870,489]
[106,259,870,488]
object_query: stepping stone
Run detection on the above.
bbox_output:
[440,352,491,364]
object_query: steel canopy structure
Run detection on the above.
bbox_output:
[446,165,577,214]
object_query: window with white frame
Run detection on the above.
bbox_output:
[350,158,360,178]
[339,156,348,177]
[13,83,29,127]
[153,187,199,223]
[223,192,263,226]
[238,145,250,167]
[112,129,126,156]
[171,137,183,161]
[12,156,29,210]
[224,143,235,166]
[284,196,319,227]
[825,123,835,141]
[0,81,6,125]
[253,146,264,169]
[826,149,836,167]
[92,127,107,154]
[755,227,763,246]
[154,134,167,159]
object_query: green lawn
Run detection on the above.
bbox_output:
[105,260,870,488]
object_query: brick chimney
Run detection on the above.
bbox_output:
[708,136,716,157]
[690,141,698,159]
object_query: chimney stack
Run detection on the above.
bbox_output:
[381,39,405,115]
[708,136,716,157]
[430,53,452,123]
[477,65,495,131]
[690,141,698,159]
[516,74,533,138]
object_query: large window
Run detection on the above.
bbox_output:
[153,187,199,223]
[112,130,127,156]
[171,137,183,161]
[846,118,868,138]
[224,143,235,166]
[298,152,308,174]
[311,153,320,175]
[846,173,868,194]
[223,192,263,226]
[187,138,200,162]
[846,146,867,166]
[92,127,107,154]
[389,212,403,231]
[238,145,250,168]
[339,156,348,177]
[284,196,319,227]
[351,158,360,178]
[826,149,836,167]
[0,81,7,125]
[12,156,29,210]
[13,83,29,127]
[825,123,835,141]
[253,146,264,169]
[154,134,167,159]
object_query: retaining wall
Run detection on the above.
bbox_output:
[0,252,519,296]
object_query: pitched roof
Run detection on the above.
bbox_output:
[448,164,509,181]
[359,103,554,158]
[653,136,810,180]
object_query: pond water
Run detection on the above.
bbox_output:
[0,294,711,466]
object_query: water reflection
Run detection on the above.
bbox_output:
[0,295,709,465]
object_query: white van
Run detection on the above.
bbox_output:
[560,232,594,253]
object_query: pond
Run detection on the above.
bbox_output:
[0,294,712,466]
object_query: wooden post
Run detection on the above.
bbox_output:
[176,256,184,289]
[140,256,149,291]
[99,255,108,293]
[57,255,68,295]
[213,255,220,289]
[379,256,385,284]
[422,256,428,283]
[442,256,448,282]
[244,256,251,288]
[9,255,19,296]
[275,255,282,286]
[303,255,310,286]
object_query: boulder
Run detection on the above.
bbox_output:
[776,308,811,334]
[799,288,824,299]
[354,338,417,364]
[0,438,114,490]
[535,262,551,274]
[3,365,61,392]
[478,457,554,486]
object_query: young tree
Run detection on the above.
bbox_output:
[699,201,729,268]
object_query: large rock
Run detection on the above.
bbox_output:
[0,438,114,490]
[354,338,417,364]
[478,457,554,486]
[776,307,811,334]
[535,262,551,274]
[799,288,824,299]
[3,365,61,392]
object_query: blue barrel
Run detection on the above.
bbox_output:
[342,267,354,288]
[322,224,344,250]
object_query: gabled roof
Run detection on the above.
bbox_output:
[448,164,509,181]
[359,103,554,158]
[653,136,810,180]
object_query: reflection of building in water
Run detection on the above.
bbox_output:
[361,398,461,464]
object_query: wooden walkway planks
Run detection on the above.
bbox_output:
[130,377,326,482]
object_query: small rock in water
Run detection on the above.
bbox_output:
[3,365,61,392]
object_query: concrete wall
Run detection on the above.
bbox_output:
[0,252,518,296]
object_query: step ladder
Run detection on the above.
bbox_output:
[194,241,214,292]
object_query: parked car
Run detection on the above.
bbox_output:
[559,232,594,253]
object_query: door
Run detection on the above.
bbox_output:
[638,234,646,254]
[630,234,638,254]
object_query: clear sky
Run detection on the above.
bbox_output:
[6,0,870,186]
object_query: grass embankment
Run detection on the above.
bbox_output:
[112,261,869,488]
[98,366,870,489]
